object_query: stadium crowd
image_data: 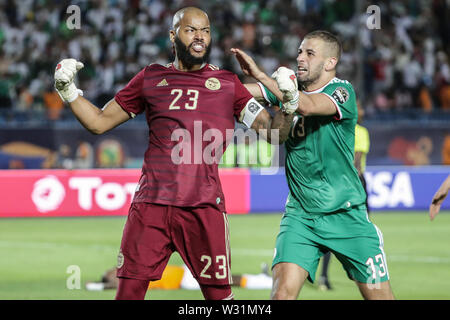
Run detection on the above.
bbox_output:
[0,0,449,121]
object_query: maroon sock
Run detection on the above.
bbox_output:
[200,284,233,300]
[115,278,149,300]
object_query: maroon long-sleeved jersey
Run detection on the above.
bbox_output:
[115,63,253,212]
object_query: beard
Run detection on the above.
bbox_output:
[297,62,324,90]
[174,36,212,69]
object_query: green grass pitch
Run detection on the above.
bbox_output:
[0,212,449,300]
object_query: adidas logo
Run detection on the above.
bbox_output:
[157,79,168,86]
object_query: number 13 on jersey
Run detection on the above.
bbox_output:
[365,253,387,287]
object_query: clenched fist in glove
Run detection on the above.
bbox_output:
[54,59,84,103]
[271,67,299,114]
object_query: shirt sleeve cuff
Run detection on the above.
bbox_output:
[114,95,136,119]
[256,82,271,104]
[322,93,342,120]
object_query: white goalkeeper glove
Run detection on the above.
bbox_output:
[54,58,84,103]
[271,66,299,114]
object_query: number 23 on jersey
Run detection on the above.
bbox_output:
[169,89,199,110]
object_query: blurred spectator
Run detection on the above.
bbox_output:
[0,0,449,120]
[440,83,450,110]
[418,84,433,113]
[15,84,34,111]
[43,84,64,120]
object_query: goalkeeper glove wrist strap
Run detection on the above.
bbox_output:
[56,82,83,103]
[283,91,299,114]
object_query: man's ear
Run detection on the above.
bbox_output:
[325,57,338,72]
[169,30,176,44]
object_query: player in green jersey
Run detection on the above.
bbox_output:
[231,30,394,300]
[318,100,371,292]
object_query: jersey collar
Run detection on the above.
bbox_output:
[172,60,208,72]
[303,77,337,95]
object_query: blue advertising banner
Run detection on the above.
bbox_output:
[249,167,289,213]
[250,166,450,213]
[365,166,450,211]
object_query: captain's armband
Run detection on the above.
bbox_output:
[239,98,265,128]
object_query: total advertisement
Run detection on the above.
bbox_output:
[0,167,448,217]
[0,168,249,218]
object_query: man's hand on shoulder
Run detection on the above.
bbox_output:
[54,58,84,103]
[230,48,264,80]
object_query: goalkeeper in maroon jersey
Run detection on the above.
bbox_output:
[53,7,292,300]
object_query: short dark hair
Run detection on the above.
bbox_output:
[304,30,342,61]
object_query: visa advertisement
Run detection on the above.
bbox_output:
[0,167,448,217]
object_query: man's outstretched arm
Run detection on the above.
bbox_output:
[68,97,130,135]
[231,49,294,144]
[54,59,130,135]
[231,48,285,103]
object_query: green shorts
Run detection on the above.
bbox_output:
[272,204,389,284]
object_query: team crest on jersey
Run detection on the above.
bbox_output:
[331,87,349,104]
[205,77,221,90]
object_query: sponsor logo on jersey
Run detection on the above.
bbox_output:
[331,86,349,104]
[205,77,221,90]
[157,79,169,87]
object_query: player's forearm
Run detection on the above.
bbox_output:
[270,110,295,144]
[69,96,114,135]
[296,92,338,117]
[295,92,315,116]
[437,175,450,196]
[256,73,285,103]
[442,175,450,190]
[251,109,293,144]
[244,83,267,105]
[244,83,263,99]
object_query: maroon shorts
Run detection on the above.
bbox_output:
[116,202,232,286]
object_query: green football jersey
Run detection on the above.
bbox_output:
[258,78,366,214]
